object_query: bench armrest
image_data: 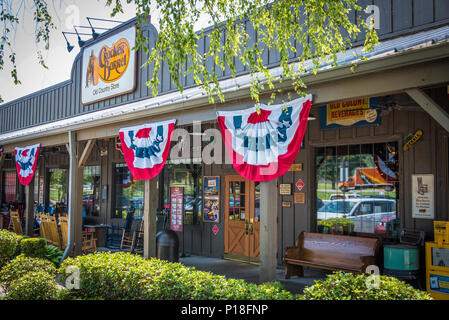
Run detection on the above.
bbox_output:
[360,255,378,272]
[284,245,300,260]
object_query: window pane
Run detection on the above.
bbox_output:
[49,169,67,206]
[113,163,144,219]
[83,166,101,217]
[316,142,399,236]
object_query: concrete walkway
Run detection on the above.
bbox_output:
[179,255,330,295]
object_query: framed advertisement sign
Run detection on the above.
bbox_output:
[412,174,434,219]
[319,97,380,130]
[81,25,137,105]
[203,176,220,223]
[170,187,184,232]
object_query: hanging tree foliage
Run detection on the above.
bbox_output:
[108,0,379,104]
[0,0,378,104]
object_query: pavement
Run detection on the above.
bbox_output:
[179,255,330,295]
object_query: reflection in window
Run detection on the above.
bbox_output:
[113,163,144,219]
[316,142,399,236]
[163,164,202,225]
[49,168,67,205]
[83,166,100,217]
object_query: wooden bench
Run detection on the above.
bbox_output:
[283,232,381,279]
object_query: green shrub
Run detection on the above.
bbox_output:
[20,238,47,259]
[300,271,432,300]
[59,251,293,300]
[44,245,64,267]
[317,218,354,234]
[7,270,61,300]
[0,230,22,268]
[0,254,56,289]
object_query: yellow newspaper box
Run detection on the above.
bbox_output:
[426,221,449,300]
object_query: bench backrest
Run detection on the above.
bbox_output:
[298,232,380,265]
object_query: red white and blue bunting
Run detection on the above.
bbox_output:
[119,119,176,180]
[15,143,40,186]
[217,95,312,181]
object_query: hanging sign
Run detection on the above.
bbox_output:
[14,144,40,186]
[119,119,176,180]
[412,174,434,219]
[203,176,220,223]
[319,97,380,130]
[170,187,184,232]
[217,95,312,182]
[81,25,137,105]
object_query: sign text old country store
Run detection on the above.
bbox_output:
[81,26,137,105]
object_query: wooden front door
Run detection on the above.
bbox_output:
[224,175,260,263]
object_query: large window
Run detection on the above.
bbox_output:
[315,142,399,236]
[83,166,101,217]
[163,164,202,225]
[113,163,144,219]
[48,168,67,206]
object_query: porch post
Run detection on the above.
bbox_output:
[63,131,83,259]
[144,178,158,258]
[259,178,278,283]
[24,181,34,236]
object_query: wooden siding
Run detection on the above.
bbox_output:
[1,2,449,135]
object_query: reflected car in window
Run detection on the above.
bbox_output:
[317,198,396,233]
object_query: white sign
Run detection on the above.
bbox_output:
[412,174,434,219]
[81,26,136,105]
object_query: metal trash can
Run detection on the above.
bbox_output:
[156,229,179,262]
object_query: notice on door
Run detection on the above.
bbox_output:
[412,174,434,219]
[170,187,184,232]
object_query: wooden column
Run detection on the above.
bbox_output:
[144,178,158,259]
[24,181,35,236]
[259,178,278,283]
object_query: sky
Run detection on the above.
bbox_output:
[0,0,215,104]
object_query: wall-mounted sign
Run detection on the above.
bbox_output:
[212,224,219,235]
[81,25,137,105]
[294,192,305,204]
[280,183,291,195]
[412,174,434,219]
[403,130,423,151]
[282,201,291,208]
[319,97,380,130]
[203,176,220,223]
[296,179,304,191]
[288,163,303,172]
[170,187,184,232]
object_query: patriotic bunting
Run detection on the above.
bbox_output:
[119,119,176,180]
[15,143,40,186]
[217,95,312,181]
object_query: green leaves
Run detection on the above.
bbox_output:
[301,271,432,300]
[124,0,378,104]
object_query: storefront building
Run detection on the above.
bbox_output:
[1,3,449,279]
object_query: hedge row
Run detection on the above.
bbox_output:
[0,229,433,300]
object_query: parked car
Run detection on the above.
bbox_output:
[329,193,359,201]
[317,198,396,233]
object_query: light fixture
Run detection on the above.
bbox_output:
[308,113,317,121]
[74,26,85,47]
[87,18,100,39]
[62,32,74,52]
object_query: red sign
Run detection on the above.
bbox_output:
[296,179,304,191]
[170,187,184,232]
[212,224,219,235]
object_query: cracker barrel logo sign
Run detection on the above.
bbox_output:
[82,26,136,105]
